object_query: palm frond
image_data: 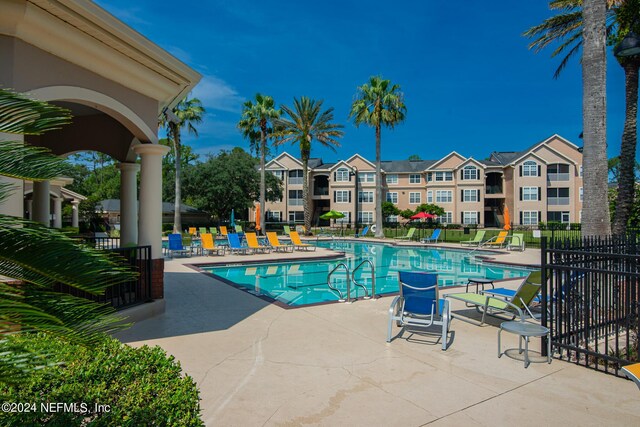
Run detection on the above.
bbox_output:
[0,89,71,135]
[0,140,67,181]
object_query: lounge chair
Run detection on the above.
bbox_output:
[209,227,218,238]
[622,363,640,390]
[188,227,197,236]
[227,233,252,255]
[421,229,441,244]
[289,231,316,251]
[387,271,451,350]
[283,225,291,235]
[485,230,509,248]
[461,230,486,247]
[235,224,244,234]
[219,226,228,236]
[444,271,541,325]
[246,232,271,253]
[199,227,207,236]
[201,233,225,256]
[394,227,416,241]
[484,271,584,308]
[266,232,294,252]
[355,225,370,238]
[507,233,525,251]
[167,233,191,258]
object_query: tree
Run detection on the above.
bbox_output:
[184,148,282,222]
[350,76,406,238]
[416,203,446,216]
[408,154,421,160]
[381,201,400,220]
[0,89,134,384]
[159,138,199,203]
[161,97,204,234]
[273,97,344,233]
[524,0,638,235]
[238,94,280,234]
[608,156,640,182]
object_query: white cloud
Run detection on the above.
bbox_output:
[191,75,245,113]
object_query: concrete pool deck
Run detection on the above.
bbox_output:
[116,242,640,426]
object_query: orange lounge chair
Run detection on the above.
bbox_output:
[201,233,225,256]
[266,232,294,253]
[485,231,509,248]
[245,232,271,254]
[219,226,228,236]
[289,231,316,251]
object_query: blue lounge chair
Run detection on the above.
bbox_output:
[421,228,441,244]
[167,233,191,258]
[388,271,451,350]
[227,233,252,255]
[355,225,370,238]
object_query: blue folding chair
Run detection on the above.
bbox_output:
[167,233,191,258]
[355,225,370,238]
[227,233,252,255]
[421,229,441,244]
[388,271,451,350]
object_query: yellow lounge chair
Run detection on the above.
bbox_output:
[622,363,640,390]
[245,232,271,253]
[485,231,509,248]
[201,233,225,256]
[219,226,228,236]
[289,231,316,251]
[188,227,197,236]
[266,232,294,252]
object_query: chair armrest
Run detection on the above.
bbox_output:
[388,296,403,318]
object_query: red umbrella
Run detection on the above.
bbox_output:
[410,212,436,220]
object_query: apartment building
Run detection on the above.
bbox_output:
[253,134,583,227]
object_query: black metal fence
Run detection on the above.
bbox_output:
[54,245,152,310]
[541,235,640,376]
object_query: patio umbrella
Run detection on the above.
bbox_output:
[230,209,235,227]
[255,204,261,232]
[319,210,345,220]
[503,205,511,230]
[410,211,436,220]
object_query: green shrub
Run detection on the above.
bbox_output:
[60,226,79,235]
[0,333,203,426]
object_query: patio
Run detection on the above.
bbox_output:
[115,247,640,426]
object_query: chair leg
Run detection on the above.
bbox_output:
[387,316,394,343]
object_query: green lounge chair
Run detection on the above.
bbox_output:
[507,233,525,251]
[461,230,486,247]
[198,227,207,236]
[444,271,541,325]
[394,227,416,241]
[283,225,291,235]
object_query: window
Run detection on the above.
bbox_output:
[334,190,350,203]
[358,172,375,183]
[436,190,452,203]
[386,214,399,223]
[441,212,453,224]
[335,167,350,182]
[522,186,539,201]
[289,189,303,206]
[426,172,433,182]
[427,191,433,203]
[386,192,398,203]
[580,165,583,177]
[336,211,350,224]
[522,211,538,225]
[266,211,281,221]
[548,211,570,223]
[579,187,583,202]
[548,187,570,205]
[435,171,453,181]
[358,191,374,203]
[462,211,479,225]
[462,189,479,202]
[462,166,479,180]
[386,174,398,185]
[288,169,303,185]
[288,211,304,222]
[271,170,285,181]
[409,192,421,204]
[358,211,373,223]
[522,161,538,177]
[409,174,421,184]
[548,164,570,181]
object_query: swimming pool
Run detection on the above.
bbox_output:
[202,240,534,307]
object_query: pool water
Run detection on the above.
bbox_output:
[202,240,533,307]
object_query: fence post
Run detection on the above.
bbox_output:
[541,236,548,357]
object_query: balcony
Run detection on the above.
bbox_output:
[547,173,570,182]
[289,199,304,206]
[548,197,570,206]
[313,186,329,196]
[288,178,303,185]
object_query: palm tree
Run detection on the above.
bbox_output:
[238,94,280,233]
[349,76,406,238]
[273,97,344,233]
[525,0,637,235]
[161,97,204,234]
[0,89,134,384]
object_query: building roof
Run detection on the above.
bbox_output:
[381,160,436,173]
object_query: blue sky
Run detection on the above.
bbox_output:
[96,0,630,163]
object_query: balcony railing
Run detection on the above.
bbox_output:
[485,185,503,194]
[289,199,304,206]
[547,173,570,182]
[548,197,570,205]
[288,178,303,185]
[314,186,329,196]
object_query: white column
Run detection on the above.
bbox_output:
[32,180,50,225]
[0,134,24,217]
[71,200,80,228]
[26,199,33,220]
[52,197,62,228]
[133,144,169,258]
[117,162,140,247]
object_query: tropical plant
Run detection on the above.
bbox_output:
[0,88,135,385]
[350,76,406,238]
[525,0,638,235]
[160,137,199,203]
[273,97,344,233]
[238,94,281,234]
[161,97,205,234]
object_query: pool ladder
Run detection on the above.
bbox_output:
[327,260,377,303]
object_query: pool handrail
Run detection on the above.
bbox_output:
[352,259,376,300]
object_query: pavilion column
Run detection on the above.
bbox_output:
[117,162,140,247]
[32,180,50,226]
[133,144,170,300]
[52,197,62,228]
[26,199,33,220]
[71,200,80,228]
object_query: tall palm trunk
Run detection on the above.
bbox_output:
[302,152,311,234]
[259,122,267,235]
[172,125,182,234]
[581,0,611,237]
[374,122,383,238]
[612,58,640,235]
